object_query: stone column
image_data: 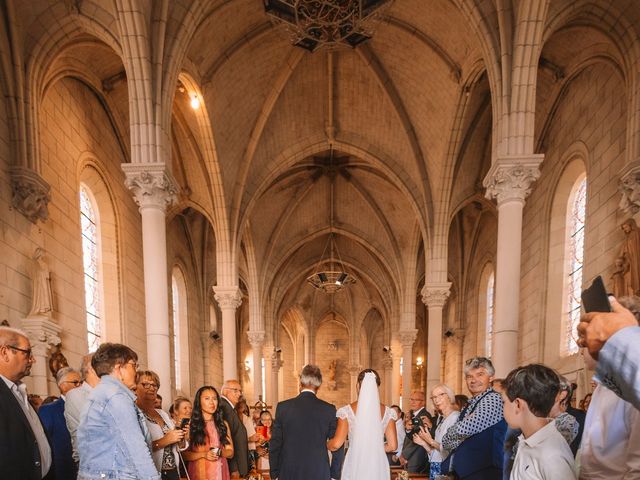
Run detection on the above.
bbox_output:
[348,364,362,401]
[213,286,242,380]
[382,350,393,405]
[399,330,417,408]
[20,316,62,396]
[10,166,51,223]
[270,349,283,404]
[618,161,640,220]
[123,163,177,402]
[421,282,451,397]
[200,331,211,386]
[483,155,543,377]
[391,338,402,406]
[247,331,265,400]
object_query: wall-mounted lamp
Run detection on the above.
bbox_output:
[190,93,200,110]
[244,359,251,373]
[416,356,423,368]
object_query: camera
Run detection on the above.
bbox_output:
[409,415,424,436]
[179,418,190,429]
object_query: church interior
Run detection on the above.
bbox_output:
[1,0,640,410]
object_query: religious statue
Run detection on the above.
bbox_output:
[327,359,337,391]
[48,345,69,377]
[620,219,640,295]
[611,256,633,298]
[28,248,53,317]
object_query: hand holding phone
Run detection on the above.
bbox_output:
[581,276,612,313]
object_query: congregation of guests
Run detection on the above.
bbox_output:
[1,291,640,479]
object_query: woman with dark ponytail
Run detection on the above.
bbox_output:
[183,386,234,480]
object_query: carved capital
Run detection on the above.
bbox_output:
[483,155,543,206]
[421,282,452,308]
[398,330,418,347]
[20,316,62,353]
[347,364,362,376]
[618,161,640,215]
[382,351,393,369]
[213,286,242,310]
[270,350,283,370]
[122,163,178,211]
[247,331,266,348]
[10,167,51,223]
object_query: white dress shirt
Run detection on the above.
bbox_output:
[1,374,52,477]
[579,383,640,479]
[511,420,577,480]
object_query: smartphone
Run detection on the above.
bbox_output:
[180,418,190,429]
[581,275,612,313]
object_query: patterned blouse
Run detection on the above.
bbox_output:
[441,388,504,451]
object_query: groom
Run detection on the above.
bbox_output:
[270,364,343,480]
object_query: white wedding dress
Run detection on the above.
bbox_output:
[336,372,397,480]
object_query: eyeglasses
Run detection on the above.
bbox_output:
[127,361,139,370]
[228,387,242,394]
[7,345,33,358]
[409,397,423,402]
[140,381,159,390]
[430,392,448,401]
[62,380,83,386]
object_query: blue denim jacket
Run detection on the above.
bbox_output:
[77,375,160,480]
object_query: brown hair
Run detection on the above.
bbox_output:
[356,368,381,387]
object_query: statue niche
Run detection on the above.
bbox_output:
[620,219,640,295]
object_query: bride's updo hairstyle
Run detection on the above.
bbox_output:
[356,368,381,390]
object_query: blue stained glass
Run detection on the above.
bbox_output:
[486,272,495,357]
[80,187,102,353]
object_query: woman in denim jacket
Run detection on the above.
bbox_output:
[77,343,160,480]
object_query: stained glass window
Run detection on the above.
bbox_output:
[486,271,495,357]
[172,275,181,388]
[80,187,102,352]
[565,178,587,355]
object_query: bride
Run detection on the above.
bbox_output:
[327,369,398,480]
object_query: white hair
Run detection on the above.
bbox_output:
[0,326,28,346]
[432,383,456,403]
[56,366,78,385]
[463,357,495,376]
[299,364,322,388]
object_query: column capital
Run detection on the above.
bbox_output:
[122,163,178,211]
[398,330,418,347]
[20,315,62,350]
[347,364,362,376]
[483,154,543,205]
[247,331,266,348]
[421,282,452,308]
[10,166,51,223]
[382,350,393,369]
[618,161,640,215]
[213,286,242,310]
[270,350,283,370]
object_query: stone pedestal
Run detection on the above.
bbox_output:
[20,316,62,396]
[484,155,542,377]
[10,166,51,223]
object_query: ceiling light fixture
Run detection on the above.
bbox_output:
[264,0,392,52]
[306,148,356,293]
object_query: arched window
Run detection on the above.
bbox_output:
[477,263,495,357]
[486,272,495,357]
[79,186,103,352]
[563,177,587,355]
[171,266,190,394]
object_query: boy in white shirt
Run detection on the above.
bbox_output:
[502,364,577,480]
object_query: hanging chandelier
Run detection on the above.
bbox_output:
[306,149,356,293]
[264,0,392,52]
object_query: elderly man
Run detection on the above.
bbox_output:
[220,379,250,478]
[0,326,52,479]
[441,356,506,480]
[399,391,430,474]
[64,354,100,464]
[38,366,82,479]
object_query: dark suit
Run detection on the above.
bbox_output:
[270,391,338,480]
[567,406,586,456]
[39,398,76,480]
[219,397,249,476]
[400,407,429,474]
[0,378,46,480]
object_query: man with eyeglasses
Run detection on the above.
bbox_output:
[77,343,159,479]
[220,379,250,478]
[0,325,52,479]
[399,391,430,474]
[38,366,82,479]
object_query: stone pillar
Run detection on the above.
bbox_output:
[20,316,62,396]
[270,349,283,403]
[213,286,242,380]
[123,163,177,402]
[247,331,265,400]
[200,332,211,386]
[421,282,451,397]
[399,330,417,408]
[348,364,362,401]
[391,338,402,407]
[483,155,543,377]
[618,161,640,221]
[382,349,393,405]
[10,166,51,223]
